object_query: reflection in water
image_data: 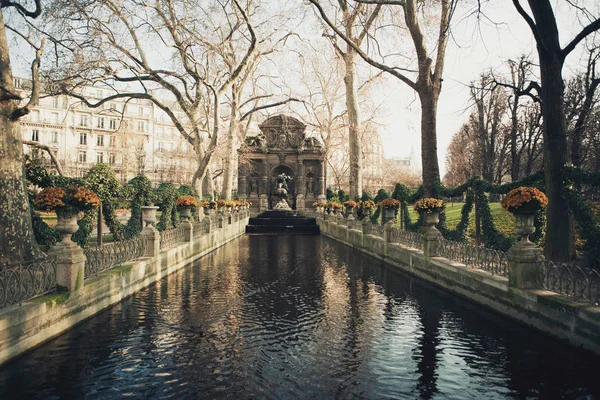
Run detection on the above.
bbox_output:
[0,235,599,399]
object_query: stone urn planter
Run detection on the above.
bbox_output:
[513,210,537,247]
[421,209,441,233]
[141,205,159,227]
[382,207,396,224]
[55,208,79,241]
[179,206,193,221]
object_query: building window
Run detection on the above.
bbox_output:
[13,77,21,89]
[31,129,39,142]
[52,97,59,108]
[158,142,164,152]
[97,134,104,147]
[109,135,116,147]
[51,131,58,143]
[137,121,145,132]
[97,117,104,128]
[79,132,87,145]
[96,89,103,99]
[138,107,143,115]
[78,151,87,163]
[97,152,104,163]
[79,115,89,127]
[109,153,116,165]
[109,119,116,130]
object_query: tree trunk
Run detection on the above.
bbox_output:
[418,87,441,197]
[0,12,42,264]
[539,53,575,261]
[344,50,362,200]
[221,86,238,200]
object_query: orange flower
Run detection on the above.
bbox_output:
[501,187,548,212]
[414,198,443,214]
[176,196,198,207]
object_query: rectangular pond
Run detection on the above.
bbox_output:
[0,235,598,399]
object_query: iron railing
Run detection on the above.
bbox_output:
[193,222,205,238]
[437,238,508,277]
[390,227,423,250]
[84,236,147,279]
[0,257,57,309]
[160,226,186,249]
[371,224,384,238]
[536,256,600,305]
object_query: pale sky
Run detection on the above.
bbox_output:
[377,1,594,178]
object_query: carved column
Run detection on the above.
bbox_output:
[297,161,305,197]
[260,160,269,197]
[238,164,247,201]
[317,160,326,203]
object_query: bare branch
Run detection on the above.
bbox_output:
[22,140,63,175]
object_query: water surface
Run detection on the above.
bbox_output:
[0,235,598,399]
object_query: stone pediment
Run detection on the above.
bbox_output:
[244,114,323,153]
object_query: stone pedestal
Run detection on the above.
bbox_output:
[260,194,268,212]
[181,220,193,243]
[508,244,542,290]
[204,215,213,233]
[48,239,86,292]
[49,210,86,292]
[142,225,160,258]
[421,210,442,258]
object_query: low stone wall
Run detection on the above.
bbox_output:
[317,215,600,355]
[0,215,248,367]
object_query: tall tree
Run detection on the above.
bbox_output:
[46,0,257,198]
[512,0,600,261]
[309,0,454,197]
[311,1,381,199]
[0,1,45,264]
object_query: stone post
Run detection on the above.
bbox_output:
[204,215,213,234]
[48,238,86,293]
[384,220,394,256]
[361,218,371,249]
[347,214,355,230]
[423,229,442,258]
[508,245,541,290]
[142,225,160,259]
[182,219,193,243]
[217,212,224,228]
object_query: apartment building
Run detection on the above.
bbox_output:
[17,78,198,186]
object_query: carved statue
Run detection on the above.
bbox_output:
[274,173,292,193]
[306,175,315,195]
[249,176,258,194]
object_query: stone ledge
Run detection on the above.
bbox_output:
[0,218,248,367]
[318,218,600,355]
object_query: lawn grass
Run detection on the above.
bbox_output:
[404,201,516,240]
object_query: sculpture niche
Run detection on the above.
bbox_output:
[272,173,293,210]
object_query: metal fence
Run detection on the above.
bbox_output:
[371,224,384,238]
[390,227,423,250]
[536,256,600,305]
[160,226,187,249]
[0,257,57,309]
[84,236,147,279]
[193,222,205,238]
[437,238,508,277]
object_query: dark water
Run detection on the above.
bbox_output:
[0,235,598,399]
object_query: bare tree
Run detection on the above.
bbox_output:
[512,0,600,261]
[308,0,381,199]
[309,0,455,197]
[45,0,258,198]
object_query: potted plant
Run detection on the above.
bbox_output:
[176,195,198,221]
[216,199,226,214]
[343,200,357,217]
[501,186,548,246]
[36,185,100,240]
[414,198,444,232]
[358,200,376,219]
[378,198,400,224]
